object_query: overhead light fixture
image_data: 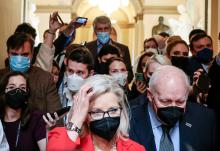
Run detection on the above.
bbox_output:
[89,0,129,16]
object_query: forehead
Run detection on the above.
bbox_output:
[95,22,110,28]
[90,92,120,110]
[171,43,188,51]
[109,61,126,69]
[8,41,32,53]
[67,60,88,71]
[153,76,188,100]
[192,37,211,45]
[145,40,156,45]
[8,75,26,85]
[101,54,118,60]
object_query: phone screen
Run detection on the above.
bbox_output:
[76,17,87,24]
[135,73,145,82]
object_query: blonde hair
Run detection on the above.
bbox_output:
[69,74,130,139]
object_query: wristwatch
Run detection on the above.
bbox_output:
[66,122,81,134]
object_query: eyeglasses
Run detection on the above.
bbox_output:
[88,107,122,120]
[5,87,28,95]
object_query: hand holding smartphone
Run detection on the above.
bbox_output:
[75,17,88,26]
[50,106,71,119]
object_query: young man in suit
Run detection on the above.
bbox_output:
[86,16,133,83]
[129,65,218,151]
[187,33,213,83]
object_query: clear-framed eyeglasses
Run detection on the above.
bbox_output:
[88,107,122,120]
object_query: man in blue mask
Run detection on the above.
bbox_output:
[0,33,61,114]
[86,16,133,83]
[129,65,218,151]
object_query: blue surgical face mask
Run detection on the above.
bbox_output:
[97,32,110,44]
[9,55,31,72]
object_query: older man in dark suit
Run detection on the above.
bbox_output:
[129,65,218,151]
[86,16,133,83]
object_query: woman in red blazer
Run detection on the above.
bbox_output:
[47,75,146,151]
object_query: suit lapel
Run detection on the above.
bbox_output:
[132,101,157,151]
[179,103,194,151]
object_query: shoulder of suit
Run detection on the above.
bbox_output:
[112,41,128,49]
[86,40,97,46]
[29,66,52,78]
[186,102,216,118]
[130,94,148,110]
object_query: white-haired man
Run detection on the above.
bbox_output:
[129,65,218,151]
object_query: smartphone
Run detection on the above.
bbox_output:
[135,72,145,82]
[76,17,88,25]
[57,14,64,25]
[51,106,71,119]
[196,73,210,93]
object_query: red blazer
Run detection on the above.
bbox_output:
[47,127,146,151]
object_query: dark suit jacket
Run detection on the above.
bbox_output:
[186,56,204,84]
[86,40,134,83]
[129,95,218,151]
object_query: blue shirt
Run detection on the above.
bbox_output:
[148,103,180,151]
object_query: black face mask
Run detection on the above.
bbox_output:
[171,56,189,71]
[157,106,184,128]
[89,117,120,141]
[195,48,213,64]
[5,88,29,109]
[98,62,109,74]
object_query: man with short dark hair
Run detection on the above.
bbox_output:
[0,32,61,113]
[86,15,133,83]
[57,46,94,109]
[187,33,213,82]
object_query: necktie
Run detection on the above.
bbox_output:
[159,125,174,151]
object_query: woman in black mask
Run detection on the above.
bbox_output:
[47,74,145,151]
[0,72,46,151]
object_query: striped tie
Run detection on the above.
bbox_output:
[159,125,174,151]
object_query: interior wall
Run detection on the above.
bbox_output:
[143,14,179,39]
[0,0,23,68]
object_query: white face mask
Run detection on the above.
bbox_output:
[67,74,84,92]
[111,72,128,87]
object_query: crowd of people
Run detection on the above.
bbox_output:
[0,11,219,151]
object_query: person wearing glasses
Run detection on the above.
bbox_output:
[0,72,46,151]
[47,75,145,151]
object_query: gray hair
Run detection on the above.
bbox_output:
[149,65,190,97]
[93,16,112,29]
[144,54,171,72]
[79,74,130,139]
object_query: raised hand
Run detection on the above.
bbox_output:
[69,85,95,129]
[49,11,62,34]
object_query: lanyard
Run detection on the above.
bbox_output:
[15,121,21,147]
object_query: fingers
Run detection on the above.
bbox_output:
[42,113,58,128]
[193,68,204,85]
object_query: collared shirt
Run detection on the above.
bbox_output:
[96,40,112,54]
[148,103,180,151]
[201,64,209,73]
[58,74,74,123]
